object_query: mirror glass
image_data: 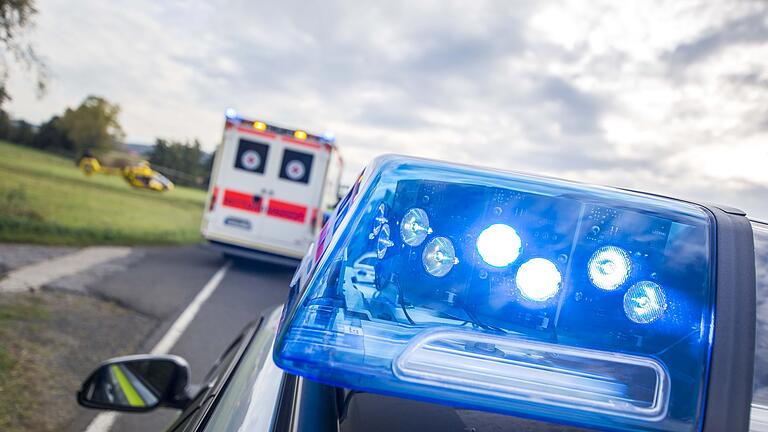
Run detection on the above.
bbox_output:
[79,358,178,410]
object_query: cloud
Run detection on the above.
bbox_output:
[533,76,605,135]
[665,13,768,66]
[5,0,768,220]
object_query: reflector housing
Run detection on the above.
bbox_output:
[275,156,715,431]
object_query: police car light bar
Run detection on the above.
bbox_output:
[274,155,756,431]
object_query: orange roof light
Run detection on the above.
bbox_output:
[294,130,307,140]
[254,121,267,131]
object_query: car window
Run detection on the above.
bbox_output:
[165,332,249,432]
[202,334,244,385]
[168,407,201,432]
[340,391,595,432]
[754,221,768,404]
[753,221,768,431]
[153,173,171,187]
[202,308,283,432]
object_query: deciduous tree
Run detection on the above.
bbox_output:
[149,138,210,188]
[0,0,48,105]
[57,95,125,155]
[32,115,72,151]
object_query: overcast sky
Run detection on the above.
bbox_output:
[5,0,768,219]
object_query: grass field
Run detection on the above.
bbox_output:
[0,141,207,245]
[0,295,49,432]
[0,292,155,431]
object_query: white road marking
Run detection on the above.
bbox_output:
[83,261,232,432]
[82,412,119,432]
[0,247,132,293]
[149,261,231,355]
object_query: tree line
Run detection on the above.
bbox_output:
[150,139,214,188]
[1,95,215,189]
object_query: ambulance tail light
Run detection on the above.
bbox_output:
[274,155,755,431]
[209,187,218,211]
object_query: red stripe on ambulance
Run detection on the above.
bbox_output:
[222,189,262,213]
[267,199,307,223]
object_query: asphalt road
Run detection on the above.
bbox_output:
[69,245,295,432]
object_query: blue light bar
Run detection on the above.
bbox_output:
[322,131,336,143]
[224,107,238,119]
[275,155,715,431]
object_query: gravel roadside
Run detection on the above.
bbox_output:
[0,244,159,432]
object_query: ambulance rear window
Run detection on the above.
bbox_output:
[279,149,313,184]
[235,139,269,174]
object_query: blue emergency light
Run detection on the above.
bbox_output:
[274,155,756,431]
[224,107,238,120]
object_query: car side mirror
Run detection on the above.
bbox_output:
[77,354,193,412]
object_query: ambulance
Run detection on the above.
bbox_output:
[201,109,343,266]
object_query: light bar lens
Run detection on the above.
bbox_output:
[394,330,669,420]
[588,246,631,291]
[477,224,522,267]
[516,258,561,302]
[370,203,386,238]
[376,224,394,259]
[275,156,714,432]
[401,208,432,246]
[422,236,458,277]
[624,281,667,324]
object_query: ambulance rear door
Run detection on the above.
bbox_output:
[210,124,275,245]
[258,134,329,254]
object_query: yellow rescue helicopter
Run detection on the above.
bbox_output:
[79,156,174,192]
